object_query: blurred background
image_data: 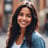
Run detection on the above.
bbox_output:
[0,0,48,48]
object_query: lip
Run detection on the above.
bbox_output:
[20,21,27,25]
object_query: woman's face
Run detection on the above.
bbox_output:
[17,7,32,28]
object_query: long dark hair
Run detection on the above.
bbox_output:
[6,2,38,48]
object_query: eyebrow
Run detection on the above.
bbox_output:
[19,12,31,16]
[20,12,31,14]
[26,14,31,16]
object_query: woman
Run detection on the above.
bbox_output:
[6,1,45,48]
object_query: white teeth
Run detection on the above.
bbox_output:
[21,22,26,24]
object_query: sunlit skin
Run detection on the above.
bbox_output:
[16,7,32,45]
[17,7,32,35]
[17,7,32,29]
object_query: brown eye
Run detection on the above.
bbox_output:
[27,14,32,17]
[19,13,23,16]
[28,15,31,17]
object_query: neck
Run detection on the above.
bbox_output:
[20,28,26,37]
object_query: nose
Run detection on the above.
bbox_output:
[22,15,26,20]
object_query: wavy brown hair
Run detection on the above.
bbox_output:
[6,1,38,48]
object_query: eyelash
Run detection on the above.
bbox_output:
[19,13,23,16]
[19,13,31,17]
[27,15,31,17]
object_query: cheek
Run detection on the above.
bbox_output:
[17,16,21,21]
[28,18,32,23]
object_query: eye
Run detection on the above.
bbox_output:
[28,15,31,17]
[19,13,23,16]
[27,14,32,17]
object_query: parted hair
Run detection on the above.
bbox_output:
[6,1,38,48]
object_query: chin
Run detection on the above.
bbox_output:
[20,25,27,28]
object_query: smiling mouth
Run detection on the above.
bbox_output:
[20,21,27,25]
[21,22,26,25]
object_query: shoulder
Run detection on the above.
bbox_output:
[32,31,45,42]
[32,31,45,48]
[32,31,42,40]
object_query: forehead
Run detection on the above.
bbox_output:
[20,7,31,13]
